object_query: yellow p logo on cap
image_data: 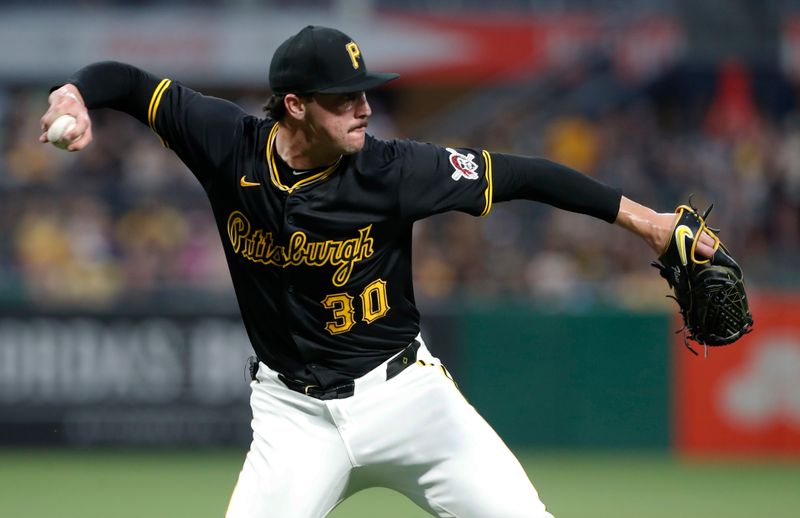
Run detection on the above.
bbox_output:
[346,42,361,69]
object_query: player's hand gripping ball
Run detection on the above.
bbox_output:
[652,201,754,354]
[47,114,80,150]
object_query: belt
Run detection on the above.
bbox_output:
[277,338,422,401]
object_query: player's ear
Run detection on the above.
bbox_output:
[284,94,308,121]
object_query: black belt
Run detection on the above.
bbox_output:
[277,339,422,401]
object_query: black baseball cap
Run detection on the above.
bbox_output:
[269,26,399,95]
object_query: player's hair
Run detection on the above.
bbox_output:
[263,94,287,120]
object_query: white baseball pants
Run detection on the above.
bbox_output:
[225,336,553,518]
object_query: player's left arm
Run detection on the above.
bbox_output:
[489,152,716,258]
[392,142,714,258]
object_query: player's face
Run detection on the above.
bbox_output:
[304,92,371,154]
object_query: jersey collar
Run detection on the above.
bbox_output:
[266,123,342,194]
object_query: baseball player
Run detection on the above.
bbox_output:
[40,26,716,518]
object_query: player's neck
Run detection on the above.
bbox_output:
[275,122,341,170]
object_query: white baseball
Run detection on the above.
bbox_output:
[47,114,78,150]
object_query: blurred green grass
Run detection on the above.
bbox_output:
[1,448,798,518]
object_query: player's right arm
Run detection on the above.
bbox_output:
[39,61,247,187]
[40,83,92,150]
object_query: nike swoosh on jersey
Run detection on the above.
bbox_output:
[240,175,261,188]
[675,224,694,266]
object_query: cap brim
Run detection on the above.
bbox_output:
[317,72,400,94]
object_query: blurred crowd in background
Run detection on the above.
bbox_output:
[1,1,799,312]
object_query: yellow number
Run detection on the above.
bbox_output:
[360,279,390,323]
[321,279,390,335]
[321,293,355,335]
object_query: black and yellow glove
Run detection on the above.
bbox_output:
[652,202,754,354]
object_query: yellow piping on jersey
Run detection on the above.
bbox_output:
[480,150,493,216]
[265,123,342,193]
[147,78,172,148]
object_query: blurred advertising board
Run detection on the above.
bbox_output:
[0,310,456,446]
[675,293,800,456]
[0,313,254,446]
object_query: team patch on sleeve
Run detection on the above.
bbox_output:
[444,147,493,216]
[446,147,480,181]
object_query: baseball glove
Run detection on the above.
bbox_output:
[652,202,753,355]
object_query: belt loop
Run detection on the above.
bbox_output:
[386,338,422,381]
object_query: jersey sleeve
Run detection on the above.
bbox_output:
[396,140,494,221]
[144,81,246,189]
[489,152,622,223]
[66,61,246,189]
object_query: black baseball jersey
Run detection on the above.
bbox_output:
[68,62,621,388]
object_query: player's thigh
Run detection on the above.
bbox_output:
[421,425,552,518]
[395,370,552,518]
[226,381,353,518]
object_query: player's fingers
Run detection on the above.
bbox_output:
[63,120,83,141]
[695,230,717,259]
[40,108,58,132]
[67,125,92,151]
[40,106,70,132]
[73,109,91,137]
[695,240,715,259]
[700,229,716,247]
[62,110,92,150]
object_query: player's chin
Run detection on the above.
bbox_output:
[342,130,367,154]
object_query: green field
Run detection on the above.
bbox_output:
[1,449,798,517]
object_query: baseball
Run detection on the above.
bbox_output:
[47,114,78,150]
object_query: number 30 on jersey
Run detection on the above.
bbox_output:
[321,279,389,335]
